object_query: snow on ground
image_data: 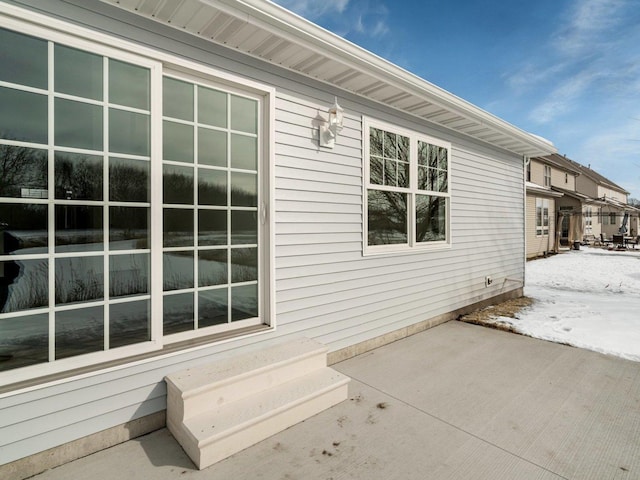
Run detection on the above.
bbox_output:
[491,247,640,362]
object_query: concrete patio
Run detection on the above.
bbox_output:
[29,321,640,480]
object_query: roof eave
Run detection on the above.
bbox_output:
[100,0,556,158]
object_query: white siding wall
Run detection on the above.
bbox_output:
[0,0,526,465]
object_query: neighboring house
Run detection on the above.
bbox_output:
[554,157,635,240]
[526,155,581,257]
[0,0,556,476]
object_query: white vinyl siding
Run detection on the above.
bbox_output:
[0,1,529,467]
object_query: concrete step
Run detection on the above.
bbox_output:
[166,337,329,424]
[165,338,350,469]
[178,367,349,468]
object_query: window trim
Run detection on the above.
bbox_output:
[362,117,451,256]
[0,6,276,387]
[535,198,550,237]
[543,165,551,187]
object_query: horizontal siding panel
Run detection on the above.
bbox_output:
[276,200,361,214]
[276,178,362,195]
[276,232,362,246]
[276,257,523,306]
[276,254,522,293]
[276,189,361,205]
[276,165,361,186]
[276,222,361,234]
[276,211,361,224]
[276,150,362,174]
[276,241,361,257]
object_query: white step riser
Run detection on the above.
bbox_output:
[195,381,349,469]
[172,351,329,423]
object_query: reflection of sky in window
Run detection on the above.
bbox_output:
[0,87,48,144]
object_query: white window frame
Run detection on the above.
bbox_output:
[0,6,275,387]
[536,198,549,236]
[363,117,451,255]
[543,165,551,187]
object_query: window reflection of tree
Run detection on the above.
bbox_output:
[0,143,47,197]
[109,160,149,202]
[368,132,447,245]
[54,153,102,200]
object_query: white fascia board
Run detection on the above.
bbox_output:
[202,0,557,157]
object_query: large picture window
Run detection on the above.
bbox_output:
[364,119,450,253]
[0,22,269,382]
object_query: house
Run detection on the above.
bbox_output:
[525,154,579,258]
[0,0,556,476]
[551,155,637,241]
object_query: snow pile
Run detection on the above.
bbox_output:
[493,247,640,361]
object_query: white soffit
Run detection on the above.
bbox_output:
[100,0,556,157]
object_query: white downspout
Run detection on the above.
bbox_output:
[523,155,530,289]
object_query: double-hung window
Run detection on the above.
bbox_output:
[536,198,549,236]
[543,165,551,187]
[0,18,271,383]
[364,119,450,254]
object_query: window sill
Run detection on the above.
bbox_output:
[0,324,273,395]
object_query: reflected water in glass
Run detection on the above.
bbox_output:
[110,253,149,298]
[55,256,103,305]
[231,247,257,283]
[231,211,257,245]
[110,300,150,348]
[199,288,228,327]
[163,251,194,291]
[109,206,149,250]
[0,259,48,313]
[199,250,227,287]
[0,203,48,255]
[163,208,194,248]
[163,292,194,335]
[55,205,103,252]
[198,209,226,246]
[55,306,104,359]
[0,313,48,372]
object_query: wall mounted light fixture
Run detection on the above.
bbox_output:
[319,97,344,148]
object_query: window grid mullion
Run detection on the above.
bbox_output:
[47,39,56,363]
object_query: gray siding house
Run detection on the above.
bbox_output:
[0,0,556,476]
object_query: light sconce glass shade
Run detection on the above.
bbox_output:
[319,97,344,148]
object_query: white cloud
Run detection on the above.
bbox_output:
[553,0,626,54]
[274,0,389,39]
[275,0,349,20]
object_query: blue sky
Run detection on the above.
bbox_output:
[273,0,640,200]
